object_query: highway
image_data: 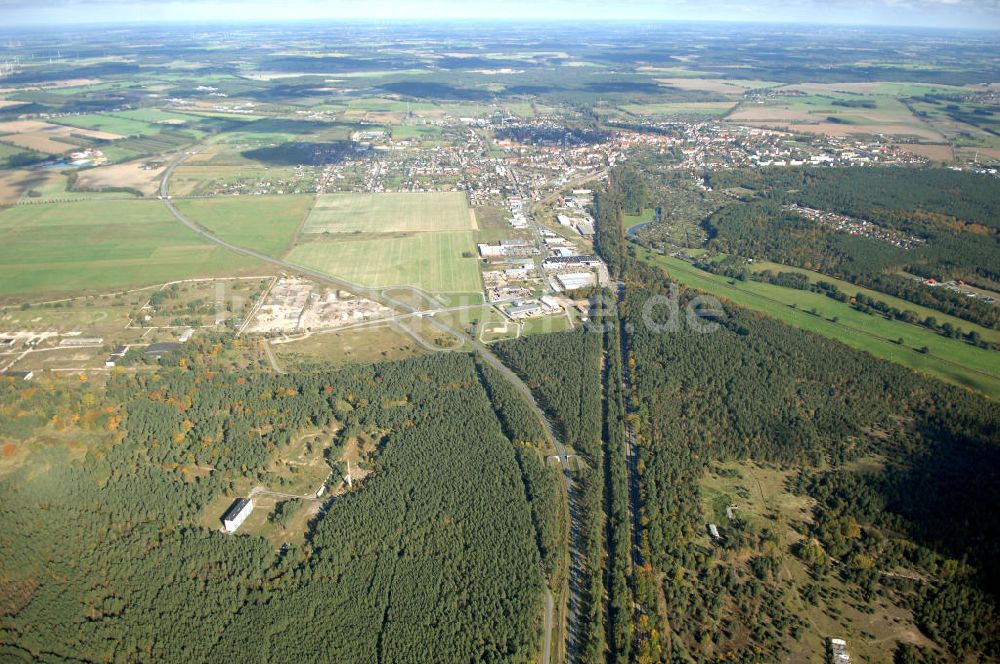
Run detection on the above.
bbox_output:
[159,155,579,664]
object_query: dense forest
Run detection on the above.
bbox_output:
[624,274,1000,659]
[494,331,612,662]
[0,353,555,663]
[593,165,1000,662]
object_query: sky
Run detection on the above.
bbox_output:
[1,0,999,29]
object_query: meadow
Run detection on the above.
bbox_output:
[50,113,162,137]
[286,231,482,295]
[303,191,472,234]
[0,200,259,298]
[173,195,314,256]
[639,251,1000,398]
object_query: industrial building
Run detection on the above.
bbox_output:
[506,301,544,319]
[555,272,597,290]
[543,255,602,269]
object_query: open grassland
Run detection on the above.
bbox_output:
[286,231,482,295]
[173,195,314,256]
[700,460,937,662]
[639,251,1000,398]
[303,191,472,234]
[0,200,259,297]
[272,323,429,369]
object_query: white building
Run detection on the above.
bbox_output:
[828,638,851,664]
[555,272,597,290]
[222,498,254,533]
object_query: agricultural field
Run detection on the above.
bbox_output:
[619,101,737,117]
[637,250,1000,398]
[49,113,161,138]
[73,158,166,196]
[173,195,314,256]
[286,231,482,296]
[0,119,122,154]
[0,169,67,205]
[302,191,473,234]
[0,200,261,298]
[727,93,946,142]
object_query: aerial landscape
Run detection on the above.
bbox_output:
[0,1,999,662]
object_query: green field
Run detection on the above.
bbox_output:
[286,231,482,295]
[619,101,736,117]
[303,191,472,234]
[51,113,161,137]
[624,208,654,232]
[746,258,1000,345]
[173,195,314,256]
[639,251,1000,398]
[0,200,259,297]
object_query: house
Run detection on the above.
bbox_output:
[222,498,254,533]
[707,523,721,540]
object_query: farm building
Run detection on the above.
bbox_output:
[222,498,254,533]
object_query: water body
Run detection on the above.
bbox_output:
[627,221,651,236]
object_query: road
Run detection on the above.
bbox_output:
[159,157,579,664]
[262,340,284,374]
